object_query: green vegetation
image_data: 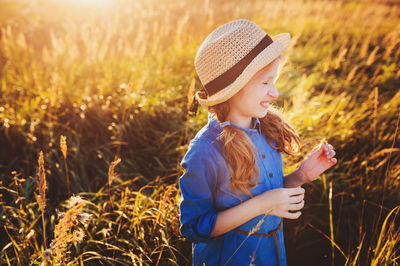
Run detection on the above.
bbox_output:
[0,0,399,264]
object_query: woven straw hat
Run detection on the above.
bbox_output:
[194,19,291,107]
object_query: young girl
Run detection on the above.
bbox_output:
[179,19,337,266]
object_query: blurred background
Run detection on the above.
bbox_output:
[0,0,399,264]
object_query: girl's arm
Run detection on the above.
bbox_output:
[180,140,308,241]
[210,193,264,237]
[284,141,337,188]
[210,186,305,238]
[284,168,306,188]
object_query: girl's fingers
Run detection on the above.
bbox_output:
[312,143,321,152]
[284,211,302,219]
[323,142,334,150]
[290,194,304,203]
[323,142,335,158]
[326,150,336,158]
[312,141,328,153]
[309,144,325,159]
[327,157,337,165]
[289,200,305,210]
[288,187,305,196]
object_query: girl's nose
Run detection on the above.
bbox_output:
[268,84,279,98]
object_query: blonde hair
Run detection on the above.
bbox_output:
[208,83,300,201]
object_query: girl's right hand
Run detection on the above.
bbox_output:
[256,187,305,219]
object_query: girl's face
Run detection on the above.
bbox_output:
[227,58,280,127]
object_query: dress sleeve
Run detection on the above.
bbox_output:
[178,140,219,243]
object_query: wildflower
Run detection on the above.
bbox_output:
[68,195,83,208]
[43,248,52,260]
[77,213,92,225]
[72,229,85,243]
[52,195,87,263]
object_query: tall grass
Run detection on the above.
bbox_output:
[0,0,399,264]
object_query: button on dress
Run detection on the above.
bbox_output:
[179,112,287,266]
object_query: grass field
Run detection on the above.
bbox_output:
[0,0,399,265]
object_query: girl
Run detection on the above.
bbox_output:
[179,19,337,266]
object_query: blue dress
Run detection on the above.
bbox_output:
[179,112,287,266]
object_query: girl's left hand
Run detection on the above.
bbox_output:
[297,141,337,182]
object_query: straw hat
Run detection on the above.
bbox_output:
[194,19,291,107]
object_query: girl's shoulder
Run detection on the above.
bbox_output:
[182,117,225,163]
[186,132,222,159]
[191,117,224,150]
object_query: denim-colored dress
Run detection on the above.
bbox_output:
[179,113,287,266]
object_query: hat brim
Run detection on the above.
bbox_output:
[196,33,291,107]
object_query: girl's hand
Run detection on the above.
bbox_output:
[298,141,337,183]
[256,187,305,219]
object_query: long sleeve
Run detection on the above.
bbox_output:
[178,140,219,243]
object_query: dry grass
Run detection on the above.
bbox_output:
[0,0,399,264]
[34,151,48,251]
[49,195,90,264]
[60,135,71,197]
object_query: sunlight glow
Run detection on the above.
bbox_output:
[60,0,113,8]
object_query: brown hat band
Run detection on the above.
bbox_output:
[204,34,273,96]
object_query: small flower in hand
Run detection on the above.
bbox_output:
[298,141,337,182]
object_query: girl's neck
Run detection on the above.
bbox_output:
[226,113,253,129]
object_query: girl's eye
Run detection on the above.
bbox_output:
[263,82,269,85]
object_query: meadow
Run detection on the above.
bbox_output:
[0,0,399,264]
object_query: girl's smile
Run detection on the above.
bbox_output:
[260,100,270,109]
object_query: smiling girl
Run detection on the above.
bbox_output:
[179,19,337,266]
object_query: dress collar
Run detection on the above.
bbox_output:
[208,112,262,135]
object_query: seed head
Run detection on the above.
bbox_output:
[108,157,121,187]
[36,151,47,211]
[60,135,67,159]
